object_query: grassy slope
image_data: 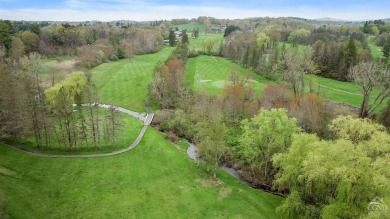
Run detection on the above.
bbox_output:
[186,55,387,110]
[39,55,77,76]
[187,34,224,53]
[186,55,271,96]
[91,47,175,112]
[306,75,363,107]
[17,109,143,155]
[0,129,282,218]
[176,22,206,33]
[367,35,384,59]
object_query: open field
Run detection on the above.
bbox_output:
[187,34,224,53]
[91,47,175,112]
[175,22,206,33]
[39,55,77,76]
[367,35,384,59]
[0,128,282,218]
[186,55,388,111]
[185,55,272,96]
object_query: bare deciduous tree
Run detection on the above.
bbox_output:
[349,62,390,118]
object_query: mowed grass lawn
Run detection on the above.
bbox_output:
[175,22,206,33]
[367,35,384,59]
[186,55,386,110]
[0,128,282,218]
[91,47,175,112]
[307,75,388,110]
[186,55,271,96]
[187,34,224,53]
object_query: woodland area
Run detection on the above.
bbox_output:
[1,16,390,218]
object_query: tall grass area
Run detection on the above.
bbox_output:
[367,35,384,59]
[0,128,282,218]
[186,55,271,96]
[91,47,175,112]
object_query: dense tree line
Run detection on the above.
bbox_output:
[0,20,165,68]
[0,52,124,150]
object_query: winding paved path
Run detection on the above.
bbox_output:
[3,103,154,158]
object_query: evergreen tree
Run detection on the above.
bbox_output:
[345,38,357,69]
[168,30,176,47]
[0,20,14,54]
[181,30,189,44]
[383,37,390,59]
[224,25,240,37]
[192,28,199,38]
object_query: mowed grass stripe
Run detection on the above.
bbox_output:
[367,35,384,59]
[92,47,175,112]
[0,127,282,218]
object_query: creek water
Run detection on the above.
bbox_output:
[186,142,251,186]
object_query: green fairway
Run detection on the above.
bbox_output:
[367,35,384,59]
[306,75,363,107]
[185,55,271,96]
[187,34,224,53]
[186,55,387,111]
[175,22,206,33]
[306,75,388,111]
[0,128,282,218]
[91,47,175,112]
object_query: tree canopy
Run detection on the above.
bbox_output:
[238,108,300,187]
[273,115,390,218]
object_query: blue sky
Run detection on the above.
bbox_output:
[0,0,389,21]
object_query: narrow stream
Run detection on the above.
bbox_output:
[186,143,251,186]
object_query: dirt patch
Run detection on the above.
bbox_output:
[247,79,258,83]
[199,80,212,83]
[196,178,223,187]
[326,100,359,115]
[219,187,233,200]
[45,60,77,69]
[0,167,15,176]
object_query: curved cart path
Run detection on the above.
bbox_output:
[3,103,154,158]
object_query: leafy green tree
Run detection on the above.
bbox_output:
[197,122,228,178]
[8,36,25,60]
[283,46,315,97]
[45,72,87,150]
[288,28,311,46]
[383,37,390,59]
[192,28,199,38]
[168,30,176,47]
[181,30,189,44]
[18,31,39,54]
[202,37,217,54]
[273,116,390,219]
[0,20,14,54]
[238,108,300,187]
